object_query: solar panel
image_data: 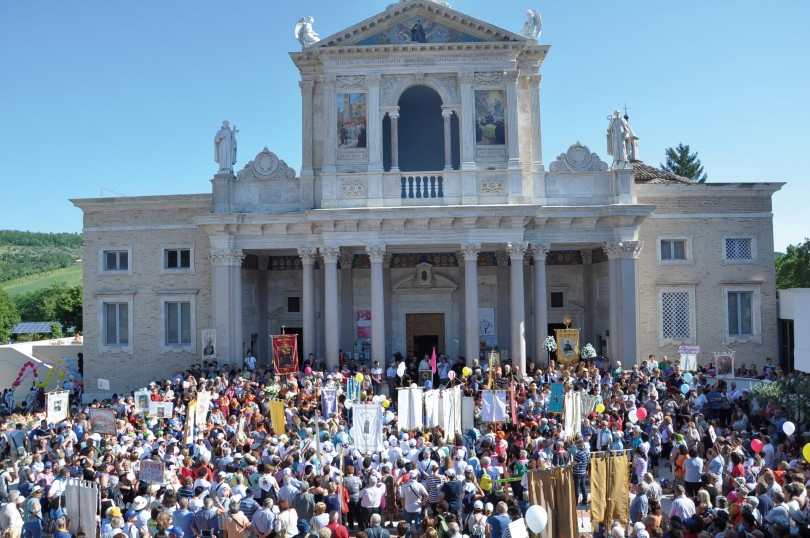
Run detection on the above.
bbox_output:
[11,321,62,334]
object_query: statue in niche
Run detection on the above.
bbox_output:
[520,9,542,39]
[214,121,238,173]
[295,16,321,47]
[411,20,427,43]
[606,110,632,166]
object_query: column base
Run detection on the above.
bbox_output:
[461,161,477,172]
[390,166,400,173]
[443,164,454,171]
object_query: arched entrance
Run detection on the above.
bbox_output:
[390,85,446,172]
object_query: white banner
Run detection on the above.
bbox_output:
[680,353,697,372]
[481,390,508,423]
[196,390,212,425]
[47,391,69,424]
[397,387,423,431]
[438,386,462,440]
[424,390,440,428]
[149,401,174,419]
[564,392,582,439]
[350,403,384,454]
[65,478,98,537]
[461,396,476,434]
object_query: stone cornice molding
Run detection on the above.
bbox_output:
[320,247,341,264]
[298,247,319,265]
[209,248,245,267]
[530,244,550,260]
[506,241,529,260]
[366,245,387,263]
[460,243,481,262]
[603,241,643,259]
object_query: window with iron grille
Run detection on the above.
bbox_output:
[662,291,690,339]
[725,238,753,260]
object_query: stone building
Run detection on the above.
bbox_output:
[72,0,782,398]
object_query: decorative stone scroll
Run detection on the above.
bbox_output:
[506,242,529,260]
[237,147,297,180]
[208,249,245,267]
[366,245,387,263]
[339,179,366,197]
[460,244,481,263]
[474,72,503,86]
[320,247,341,264]
[603,241,643,259]
[548,142,609,173]
[298,248,319,265]
[479,177,506,194]
[336,75,365,89]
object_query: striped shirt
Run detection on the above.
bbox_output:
[573,448,590,476]
[425,474,446,503]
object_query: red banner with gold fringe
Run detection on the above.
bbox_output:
[272,334,298,374]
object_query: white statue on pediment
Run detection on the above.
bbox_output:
[295,17,320,47]
[606,110,632,167]
[214,121,238,173]
[520,9,542,39]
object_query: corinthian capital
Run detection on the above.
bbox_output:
[506,242,529,260]
[208,248,245,267]
[530,243,551,260]
[460,243,481,262]
[603,241,643,259]
[299,79,315,94]
[298,247,319,265]
[365,245,387,263]
[320,247,341,264]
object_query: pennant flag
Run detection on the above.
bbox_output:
[322,388,337,418]
[349,403,384,454]
[430,347,437,374]
[481,390,508,423]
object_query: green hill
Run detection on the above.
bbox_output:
[3,265,83,297]
[0,230,83,296]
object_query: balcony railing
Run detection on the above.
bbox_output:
[400,175,444,199]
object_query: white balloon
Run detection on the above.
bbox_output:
[344,401,353,409]
[628,412,638,424]
[397,363,406,377]
[784,421,796,436]
[525,505,548,533]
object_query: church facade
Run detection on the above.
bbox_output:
[72,0,782,398]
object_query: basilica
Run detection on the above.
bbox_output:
[73,0,782,398]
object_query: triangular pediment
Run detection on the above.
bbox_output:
[313,0,528,48]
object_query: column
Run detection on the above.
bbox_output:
[531,244,550,366]
[389,111,400,172]
[298,247,318,360]
[339,252,355,353]
[507,242,529,373]
[495,251,511,348]
[458,72,476,171]
[322,75,337,174]
[461,243,481,366]
[442,108,454,171]
[366,245,387,364]
[321,247,341,370]
[605,243,622,362]
[604,241,642,364]
[528,74,543,171]
[367,74,383,173]
[299,79,315,178]
[209,248,245,363]
[504,70,521,170]
[257,255,269,364]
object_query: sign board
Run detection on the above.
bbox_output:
[97,378,110,391]
[139,460,165,484]
[47,391,69,423]
[89,408,116,435]
[149,401,174,419]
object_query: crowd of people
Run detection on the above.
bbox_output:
[0,349,807,538]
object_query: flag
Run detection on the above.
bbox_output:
[349,403,384,453]
[430,347,437,374]
[322,388,337,418]
[509,380,517,424]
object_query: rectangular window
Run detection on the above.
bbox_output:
[728,291,753,336]
[104,302,129,346]
[165,301,192,346]
[661,291,690,339]
[287,296,301,313]
[550,291,565,309]
[165,249,191,270]
[660,239,686,260]
[104,250,129,271]
[725,238,753,260]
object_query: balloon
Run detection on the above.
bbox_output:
[595,403,606,414]
[344,401,353,410]
[683,373,693,383]
[462,367,472,377]
[424,380,432,389]
[355,373,364,383]
[525,505,548,533]
[382,400,390,408]
[783,421,796,436]
[636,408,648,420]
[57,372,64,378]
[751,439,763,453]
[372,395,381,403]
[397,363,406,378]
[680,384,690,394]
[628,412,638,423]
[385,411,395,422]
[410,383,417,388]
[803,443,810,463]
[448,371,455,381]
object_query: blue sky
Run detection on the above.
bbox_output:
[1,1,807,251]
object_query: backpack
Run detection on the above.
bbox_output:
[470,513,486,538]
[479,472,492,493]
[462,489,477,513]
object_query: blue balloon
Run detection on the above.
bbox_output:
[424,380,432,389]
[680,383,690,394]
[683,373,693,383]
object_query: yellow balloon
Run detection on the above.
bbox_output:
[355,373,364,383]
[595,403,605,414]
[56,359,62,364]
[57,371,64,378]
[382,400,390,408]
[803,443,810,463]
[462,367,472,377]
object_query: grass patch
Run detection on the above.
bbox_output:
[2,265,83,297]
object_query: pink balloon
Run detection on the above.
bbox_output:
[636,408,647,420]
[448,371,456,380]
[751,439,763,453]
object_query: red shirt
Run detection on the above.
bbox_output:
[327,521,349,538]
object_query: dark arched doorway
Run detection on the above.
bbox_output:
[396,85,443,172]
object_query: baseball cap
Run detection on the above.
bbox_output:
[125,509,137,519]
[474,500,484,510]
[409,470,419,479]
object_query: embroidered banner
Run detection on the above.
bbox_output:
[350,403,384,454]
[272,334,299,374]
[322,388,337,418]
[555,328,580,365]
[481,390,508,423]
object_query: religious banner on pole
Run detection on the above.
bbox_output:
[349,403,384,454]
[481,390,508,423]
[201,329,217,360]
[322,388,337,419]
[714,351,735,378]
[548,383,565,414]
[272,333,299,374]
[555,328,580,365]
[461,396,476,433]
[509,380,518,424]
[185,400,196,446]
[424,390,440,428]
[678,345,699,371]
[149,401,174,419]
[346,377,361,402]
[438,386,462,440]
[47,391,69,424]
[196,390,211,425]
[397,387,423,431]
[89,408,116,435]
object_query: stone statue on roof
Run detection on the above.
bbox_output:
[520,9,542,39]
[214,121,238,173]
[606,110,633,168]
[295,16,321,47]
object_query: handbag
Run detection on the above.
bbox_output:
[11,435,25,457]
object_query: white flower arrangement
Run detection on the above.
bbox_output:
[263,384,281,398]
[581,343,597,360]
[542,336,557,352]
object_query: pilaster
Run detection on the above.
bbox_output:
[298,247,319,360]
[531,244,550,366]
[209,248,245,364]
[461,243,481,366]
[507,241,529,373]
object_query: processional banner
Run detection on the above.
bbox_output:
[272,334,299,374]
[438,386,462,440]
[350,403,383,454]
[47,391,69,424]
[481,390,508,423]
[322,388,337,419]
[555,328,580,365]
[397,387,423,431]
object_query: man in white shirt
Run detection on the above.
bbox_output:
[402,470,428,534]
[244,351,257,371]
[668,486,696,521]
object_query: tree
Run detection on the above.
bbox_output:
[661,143,708,183]
[0,289,21,343]
[752,373,810,422]
[14,283,82,333]
[776,238,810,289]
